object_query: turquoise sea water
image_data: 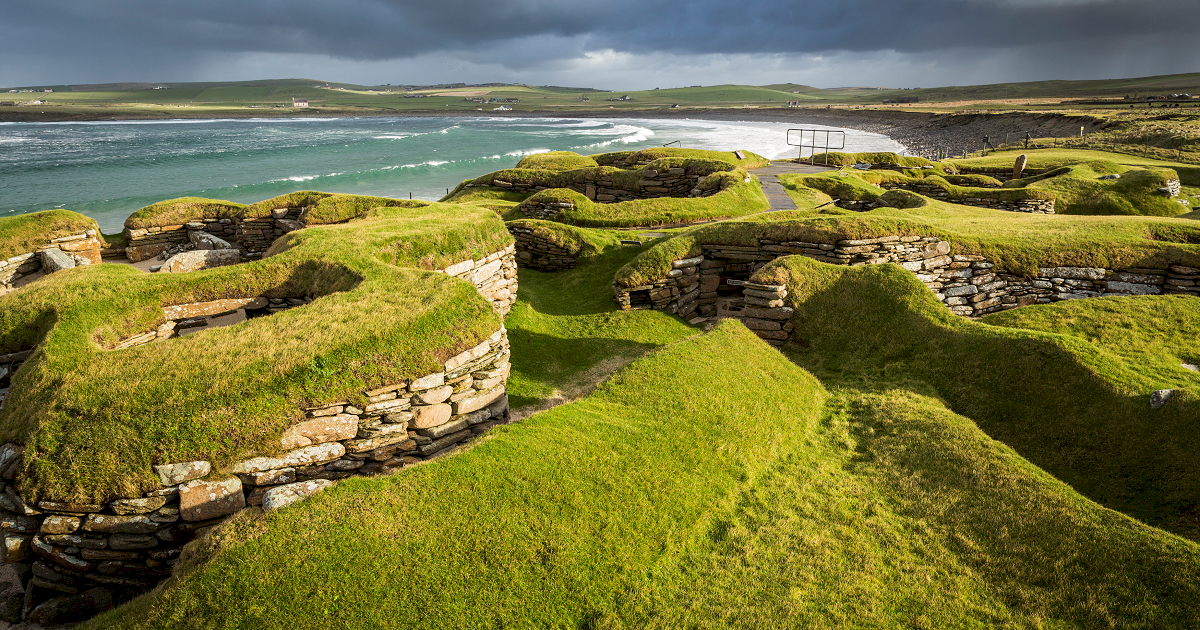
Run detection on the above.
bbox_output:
[0,116,904,234]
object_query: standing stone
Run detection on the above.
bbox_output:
[39,248,76,273]
[178,477,245,522]
[1013,154,1027,180]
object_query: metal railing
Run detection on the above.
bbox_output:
[662,140,682,148]
[787,129,846,165]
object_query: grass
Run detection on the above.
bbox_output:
[84,321,828,630]
[0,209,101,259]
[0,202,511,503]
[515,151,599,170]
[82,253,1200,629]
[763,255,1200,540]
[127,192,430,230]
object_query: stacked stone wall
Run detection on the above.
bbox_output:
[877,181,1055,213]
[123,206,306,263]
[0,327,511,624]
[1,231,103,294]
[509,227,578,272]
[614,236,1200,334]
[440,245,518,316]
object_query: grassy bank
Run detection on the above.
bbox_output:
[0,202,510,503]
[0,210,102,259]
[85,322,827,630]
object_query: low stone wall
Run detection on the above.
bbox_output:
[441,244,518,316]
[614,235,1200,332]
[124,207,305,263]
[109,297,314,350]
[0,327,511,624]
[878,181,1055,213]
[1,230,103,293]
[953,167,1052,183]
[509,227,578,272]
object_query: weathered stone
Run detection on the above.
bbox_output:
[1038,267,1106,281]
[0,444,22,480]
[178,477,245,522]
[188,231,232,250]
[279,414,358,449]
[943,285,979,298]
[1105,281,1161,295]
[83,514,159,534]
[412,385,454,405]
[153,460,211,485]
[30,539,91,572]
[159,249,241,273]
[262,480,334,511]
[411,403,453,429]
[37,501,103,514]
[419,429,472,457]
[28,588,114,625]
[238,468,296,486]
[344,433,412,455]
[408,372,445,392]
[1151,389,1175,410]
[450,386,506,415]
[357,422,411,439]
[125,243,169,262]
[2,534,30,562]
[39,516,80,535]
[109,533,158,550]
[0,511,41,534]
[39,248,76,273]
[231,443,346,474]
[109,496,168,515]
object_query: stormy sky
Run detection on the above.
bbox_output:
[2,0,1197,89]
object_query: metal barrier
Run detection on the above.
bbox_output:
[662,140,682,148]
[787,129,846,165]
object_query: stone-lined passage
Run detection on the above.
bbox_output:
[509,226,578,272]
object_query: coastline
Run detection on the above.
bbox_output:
[1,107,1105,159]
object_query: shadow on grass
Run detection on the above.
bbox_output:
[774,256,1200,540]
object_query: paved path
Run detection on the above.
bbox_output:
[756,161,834,212]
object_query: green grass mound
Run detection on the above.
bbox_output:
[0,202,512,503]
[593,147,769,169]
[454,153,768,228]
[613,210,1200,288]
[242,191,333,219]
[941,173,1003,187]
[1012,162,1184,216]
[504,218,620,260]
[124,197,247,230]
[809,151,934,168]
[0,209,102,259]
[763,255,1200,539]
[83,321,828,629]
[514,151,599,170]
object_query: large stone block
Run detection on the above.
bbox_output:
[262,480,334,512]
[82,514,158,534]
[179,477,245,522]
[39,248,76,273]
[411,404,452,429]
[451,386,505,415]
[232,443,345,474]
[279,414,358,449]
[160,249,241,273]
[153,460,211,485]
[125,243,168,263]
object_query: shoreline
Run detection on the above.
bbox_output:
[1,107,1105,160]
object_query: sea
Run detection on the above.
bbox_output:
[0,116,905,234]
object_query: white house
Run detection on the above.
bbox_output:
[292,98,309,108]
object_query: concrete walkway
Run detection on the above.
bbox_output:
[756,161,834,211]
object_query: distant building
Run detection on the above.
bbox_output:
[785,101,800,107]
[605,95,632,101]
[292,98,309,108]
[896,96,919,103]
[493,105,512,111]
[43,89,53,93]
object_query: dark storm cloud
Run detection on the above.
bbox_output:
[1,0,1197,84]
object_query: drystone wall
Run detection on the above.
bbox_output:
[877,181,1055,213]
[123,206,305,263]
[614,235,1200,337]
[0,231,104,293]
[0,327,511,624]
[509,226,578,272]
[441,244,519,316]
